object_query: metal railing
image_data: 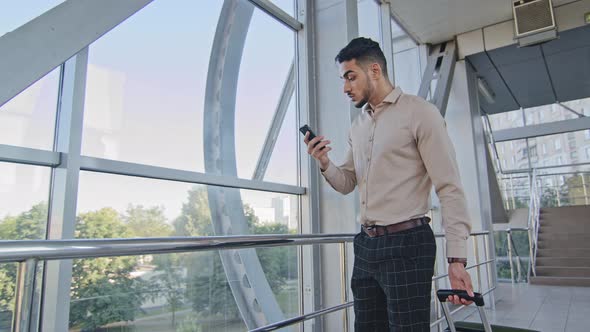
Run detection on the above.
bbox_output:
[528,170,541,277]
[0,230,496,332]
[495,227,530,283]
[499,170,590,209]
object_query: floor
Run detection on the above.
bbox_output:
[434,283,590,332]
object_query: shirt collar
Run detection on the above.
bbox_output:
[363,86,403,114]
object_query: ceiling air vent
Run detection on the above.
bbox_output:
[513,0,557,46]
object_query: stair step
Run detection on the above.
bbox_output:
[538,239,590,249]
[535,266,590,278]
[537,231,590,238]
[539,218,590,225]
[537,248,590,257]
[530,276,590,287]
[538,225,589,234]
[536,257,590,267]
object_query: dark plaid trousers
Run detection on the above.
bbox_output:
[351,224,436,332]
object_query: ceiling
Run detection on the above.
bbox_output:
[390,0,579,44]
[467,24,590,114]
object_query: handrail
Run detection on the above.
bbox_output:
[250,302,354,332]
[528,169,541,276]
[0,232,490,263]
[0,234,354,263]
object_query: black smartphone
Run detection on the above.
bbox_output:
[299,124,322,148]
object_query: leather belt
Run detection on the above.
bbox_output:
[361,217,430,237]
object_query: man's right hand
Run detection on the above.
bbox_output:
[304,132,331,171]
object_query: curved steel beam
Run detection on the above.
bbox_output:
[203,0,285,329]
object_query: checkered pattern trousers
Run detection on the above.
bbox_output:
[351,224,436,332]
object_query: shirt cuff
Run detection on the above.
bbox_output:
[446,239,467,259]
[321,161,338,180]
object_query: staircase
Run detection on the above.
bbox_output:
[530,206,590,286]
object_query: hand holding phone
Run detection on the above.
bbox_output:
[299,124,319,147]
[299,124,331,170]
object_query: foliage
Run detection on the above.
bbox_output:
[69,208,146,330]
[123,204,173,237]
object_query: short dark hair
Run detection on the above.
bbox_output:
[335,37,388,77]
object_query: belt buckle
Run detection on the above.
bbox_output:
[363,225,377,237]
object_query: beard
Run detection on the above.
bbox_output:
[354,99,368,108]
[354,84,372,108]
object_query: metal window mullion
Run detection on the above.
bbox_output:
[41,48,88,332]
[0,0,154,107]
[253,61,295,181]
[378,0,395,82]
[0,144,60,167]
[295,0,321,330]
[248,0,303,31]
[79,156,305,195]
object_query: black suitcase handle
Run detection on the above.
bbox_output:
[436,289,485,307]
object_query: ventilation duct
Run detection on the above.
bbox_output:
[512,0,557,46]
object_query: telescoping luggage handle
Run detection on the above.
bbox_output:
[436,289,492,332]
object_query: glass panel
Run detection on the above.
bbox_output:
[68,248,298,331]
[77,172,299,236]
[82,0,223,172]
[73,171,300,330]
[495,139,529,172]
[394,47,422,95]
[269,0,295,17]
[0,163,51,240]
[82,2,298,186]
[0,163,50,331]
[261,97,297,186]
[488,109,525,131]
[525,98,590,126]
[358,0,380,42]
[0,263,18,331]
[0,69,60,150]
[235,8,295,181]
[0,1,65,36]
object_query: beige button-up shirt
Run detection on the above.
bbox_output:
[322,87,471,258]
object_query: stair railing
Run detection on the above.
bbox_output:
[527,169,541,277]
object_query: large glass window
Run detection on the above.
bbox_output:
[82,0,297,186]
[0,69,60,150]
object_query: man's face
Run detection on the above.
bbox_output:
[339,59,372,109]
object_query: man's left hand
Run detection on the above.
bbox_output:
[447,263,474,305]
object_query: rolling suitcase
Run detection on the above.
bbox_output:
[436,290,539,332]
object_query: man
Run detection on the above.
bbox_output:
[304,37,474,331]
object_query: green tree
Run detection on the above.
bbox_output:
[152,254,186,327]
[0,202,48,312]
[123,204,173,237]
[173,187,214,237]
[0,202,47,240]
[172,186,297,321]
[69,208,146,331]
